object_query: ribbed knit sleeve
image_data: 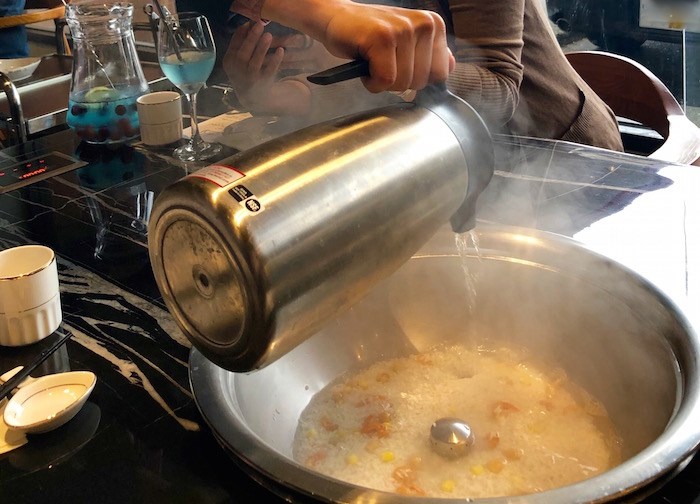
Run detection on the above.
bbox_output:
[445,0,525,125]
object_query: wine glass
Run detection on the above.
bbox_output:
[157,12,222,162]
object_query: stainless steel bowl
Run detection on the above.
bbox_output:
[190,224,700,503]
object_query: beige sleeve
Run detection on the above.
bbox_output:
[445,0,525,125]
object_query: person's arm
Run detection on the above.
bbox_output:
[446,0,525,125]
[232,0,454,93]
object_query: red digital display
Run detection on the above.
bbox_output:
[0,152,85,193]
[19,167,48,180]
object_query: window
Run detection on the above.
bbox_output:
[548,0,700,126]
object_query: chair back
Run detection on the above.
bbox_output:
[0,4,69,55]
[0,5,65,29]
[566,50,700,166]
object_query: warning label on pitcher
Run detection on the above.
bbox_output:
[188,164,244,187]
[229,184,264,213]
[229,185,253,202]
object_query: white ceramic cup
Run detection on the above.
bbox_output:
[0,245,62,346]
[137,91,183,146]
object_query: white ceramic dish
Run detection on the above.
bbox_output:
[0,57,41,82]
[3,370,97,434]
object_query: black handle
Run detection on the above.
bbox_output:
[307,59,370,85]
[307,59,449,95]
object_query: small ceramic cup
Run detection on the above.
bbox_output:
[137,91,183,146]
[0,245,62,346]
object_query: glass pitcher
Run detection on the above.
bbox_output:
[66,2,148,144]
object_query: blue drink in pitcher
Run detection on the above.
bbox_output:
[65,3,149,145]
[68,86,143,144]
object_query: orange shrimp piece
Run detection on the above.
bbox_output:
[485,431,500,449]
[393,465,426,496]
[492,401,520,418]
[361,411,392,438]
[354,394,391,410]
[305,450,327,467]
[376,372,391,383]
[320,415,338,432]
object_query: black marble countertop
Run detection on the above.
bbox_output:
[0,127,699,504]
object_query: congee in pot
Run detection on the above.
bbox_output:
[293,344,621,498]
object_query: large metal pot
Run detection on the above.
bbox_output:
[190,224,700,503]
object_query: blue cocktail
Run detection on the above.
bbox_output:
[159,51,215,95]
[157,12,221,162]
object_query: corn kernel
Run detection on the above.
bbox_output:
[440,480,455,492]
[346,453,359,465]
[381,451,395,462]
[470,464,484,476]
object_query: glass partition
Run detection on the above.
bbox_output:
[547,0,700,126]
[684,30,700,126]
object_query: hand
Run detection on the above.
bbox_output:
[222,22,285,111]
[262,0,455,93]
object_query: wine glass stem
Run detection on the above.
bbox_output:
[186,91,202,150]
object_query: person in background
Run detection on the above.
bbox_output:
[176,0,453,93]
[0,0,29,59]
[436,0,622,150]
[222,0,624,151]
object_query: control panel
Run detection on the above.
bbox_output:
[0,151,87,194]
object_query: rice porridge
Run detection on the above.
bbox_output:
[293,345,621,498]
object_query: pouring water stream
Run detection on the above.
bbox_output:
[455,230,482,314]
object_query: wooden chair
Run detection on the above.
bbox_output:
[0,2,70,55]
[565,50,700,166]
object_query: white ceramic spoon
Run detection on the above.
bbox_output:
[1,367,97,434]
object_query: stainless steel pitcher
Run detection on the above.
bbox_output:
[148,83,494,371]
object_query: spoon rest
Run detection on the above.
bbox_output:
[2,370,96,434]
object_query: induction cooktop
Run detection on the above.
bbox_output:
[0,151,86,194]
